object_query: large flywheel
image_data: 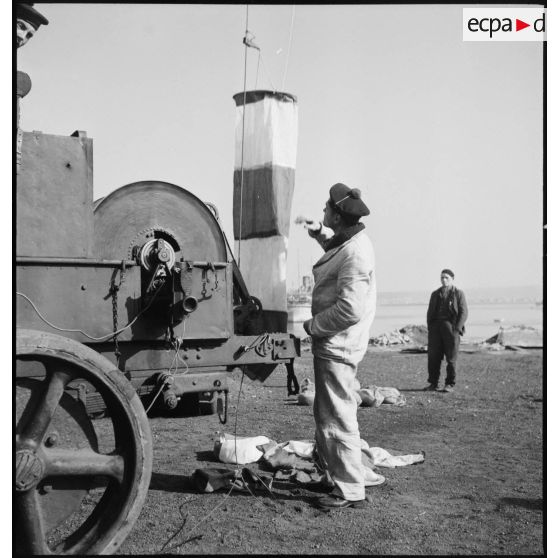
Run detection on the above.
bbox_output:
[93,180,228,262]
[15,329,153,555]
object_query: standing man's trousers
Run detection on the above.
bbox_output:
[427,320,460,386]
[313,356,365,501]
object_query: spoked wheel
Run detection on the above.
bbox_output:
[15,329,153,555]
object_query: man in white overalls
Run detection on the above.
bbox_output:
[298,183,379,510]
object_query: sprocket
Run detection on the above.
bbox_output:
[126,225,180,262]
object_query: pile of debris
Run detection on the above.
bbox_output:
[478,325,542,351]
[370,324,428,348]
[370,330,411,346]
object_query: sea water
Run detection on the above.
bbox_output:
[288,302,542,343]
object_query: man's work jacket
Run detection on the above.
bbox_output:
[306,225,376,366]
[426,286,468,335]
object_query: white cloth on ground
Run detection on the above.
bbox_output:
[297,378,316,406]
[214,433,421,486]
[360,439,424,468]
[359,386,406,407]
[282,439,315,458]
[298,381,404,408]
[215,434,271,464]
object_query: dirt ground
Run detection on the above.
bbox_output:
[117,345,544,555]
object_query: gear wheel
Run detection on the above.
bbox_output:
[126,225,180,262]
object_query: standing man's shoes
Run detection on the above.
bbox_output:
[315,494,366,510]
[441,385,454,393]
[423,384,438,391]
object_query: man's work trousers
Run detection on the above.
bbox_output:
[313,356,365,501]
[427,320,460,386]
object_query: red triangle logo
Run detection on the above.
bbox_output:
[516,19,530,31]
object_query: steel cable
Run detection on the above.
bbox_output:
[237,4,249,268]
[16,282,165,341]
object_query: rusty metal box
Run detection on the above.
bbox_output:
[17,131,94,258]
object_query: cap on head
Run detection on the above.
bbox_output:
[17,3,49,29]
[328,183,370,217]
[441,268,454,278]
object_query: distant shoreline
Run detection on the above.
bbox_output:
[289,300,542,342]
[374,285,542,306]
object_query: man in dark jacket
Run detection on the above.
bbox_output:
[425,269,468,393]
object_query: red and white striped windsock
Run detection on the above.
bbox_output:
[233,90,298,332]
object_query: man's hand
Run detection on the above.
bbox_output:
[303,319,312,336]
[295,215,321,232]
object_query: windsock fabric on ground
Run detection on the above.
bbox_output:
[233,90,298,332]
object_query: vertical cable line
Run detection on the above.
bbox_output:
[255,51,261,89]
[235,2,252,467]
[238,4,250,268]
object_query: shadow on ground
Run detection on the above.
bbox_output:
[499,497,543,511]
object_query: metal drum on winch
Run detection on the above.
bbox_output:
[92,180,234,342]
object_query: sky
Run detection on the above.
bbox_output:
[16,3,544,294]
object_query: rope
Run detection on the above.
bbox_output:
[240,333,270,354]
[233,369,246,467]
[144,380,167,415]
[237,4,249,269]
[158,367,251,553]
[166,319,190,374]
[160,487,235,552]
[16,285,164,341]
[145,320,190,414]
[281,5,296,91]
[257,52,276,92]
